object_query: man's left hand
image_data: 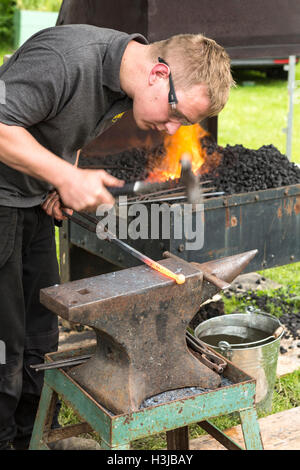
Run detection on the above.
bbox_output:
[41,190,73,221]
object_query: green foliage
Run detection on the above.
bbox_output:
[58,400,80,427]
[0,0,16,45]
[272,369,300,413]
[223,284,300,319]
[222,294,245,314]
[259,261,300,288]
[16,0,62,12]
[0,0,63,48]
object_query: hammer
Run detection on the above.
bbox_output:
[107,153,204,204]
[179,153,204,204]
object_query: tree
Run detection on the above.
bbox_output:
[0,1,16,45]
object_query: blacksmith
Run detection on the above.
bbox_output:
[0,24,233,449]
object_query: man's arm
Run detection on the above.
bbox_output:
[0,123,123,215]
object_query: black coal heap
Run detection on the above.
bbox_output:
[79,144,165,183]
[80,138,300,194]
[200,139,300,194]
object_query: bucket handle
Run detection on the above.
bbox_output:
[272,326,284,339]
[218,341,233,358]
[218,340,232,352]
[218,325,284,350]
[245,306,283,329]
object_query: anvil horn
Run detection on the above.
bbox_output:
[192,250,258,305]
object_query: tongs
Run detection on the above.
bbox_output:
[186,330,227,374]
[31,329,227,373]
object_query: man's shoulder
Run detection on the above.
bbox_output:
[25,25,130,56]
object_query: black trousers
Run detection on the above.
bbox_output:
[0,205,60,446]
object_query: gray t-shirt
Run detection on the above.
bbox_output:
[0,25,147,207]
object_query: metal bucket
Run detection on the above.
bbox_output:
[194,308,284,412]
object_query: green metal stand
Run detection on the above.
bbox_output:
[29,347,264,450]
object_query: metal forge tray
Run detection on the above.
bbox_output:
[61,183,300,283]
[36,344,260,450]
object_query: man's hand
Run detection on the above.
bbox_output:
[56,168,124,213]
[42,168,124,219]
[0,124,124,213]
[41,190,73,221]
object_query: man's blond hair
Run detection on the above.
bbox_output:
[149,34,235,117]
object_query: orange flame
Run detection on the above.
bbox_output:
[147,124,209,182]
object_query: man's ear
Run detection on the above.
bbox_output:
[148,62,170,86]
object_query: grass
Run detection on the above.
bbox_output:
[223,285,300,318]
[259,261,300,287]
[219,65,300,163]
[272,369,300,412]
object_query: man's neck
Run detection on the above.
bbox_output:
[120,41,150,98]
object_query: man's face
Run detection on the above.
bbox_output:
[132,69,211,135]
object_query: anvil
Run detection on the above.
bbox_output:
[40,250,257,414]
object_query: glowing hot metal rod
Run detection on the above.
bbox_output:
[61,209,185,284]
[103,227,186,284]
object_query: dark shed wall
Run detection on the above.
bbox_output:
[57,0,300,58]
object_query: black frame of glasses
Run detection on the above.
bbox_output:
[158,57,178,109]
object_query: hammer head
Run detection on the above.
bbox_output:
[180,153,203,204]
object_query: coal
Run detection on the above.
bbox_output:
[140,376,233,409]
[189,299,225,330]
[101,374,233,414]
[200,140,300,194]
[79,144,165,182]
[223,288,300,343]
[80,137,300,193]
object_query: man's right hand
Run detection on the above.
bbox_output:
[56,167,124,212]
[0,124,124,213]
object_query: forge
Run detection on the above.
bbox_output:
[60,126,300,284]
[56,1,300,282]
[54,123,300,416]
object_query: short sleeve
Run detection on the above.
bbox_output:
[0,45,68,128]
